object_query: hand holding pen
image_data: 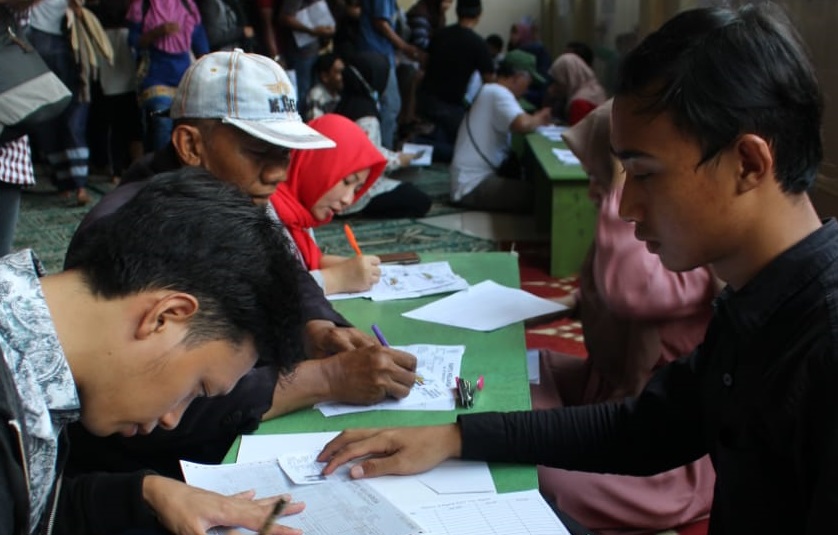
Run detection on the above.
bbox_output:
[372,324,424,386]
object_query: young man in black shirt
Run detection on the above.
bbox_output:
[318,5,838,533]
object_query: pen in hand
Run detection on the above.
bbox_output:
[371,324,424,385]
[343,223,363,256]
[257,498,288,535]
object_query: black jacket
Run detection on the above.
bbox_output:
[63,146,352,479]
[0,350,160,534]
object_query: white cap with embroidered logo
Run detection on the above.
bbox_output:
[170,49,335,149]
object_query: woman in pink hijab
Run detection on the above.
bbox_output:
[547,52,607,124]
[531,101,718,533]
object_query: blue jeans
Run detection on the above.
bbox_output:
[379,63,401,149]
[141,93,174,152]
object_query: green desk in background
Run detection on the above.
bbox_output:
[524,132,596,278]
[224,252,536,493]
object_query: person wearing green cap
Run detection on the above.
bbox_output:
[449,48,552,213]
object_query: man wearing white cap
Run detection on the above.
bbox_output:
[63,49,420,480]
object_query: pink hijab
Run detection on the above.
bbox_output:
[549,53,607,110]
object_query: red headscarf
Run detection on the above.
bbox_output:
[269,114,386,270]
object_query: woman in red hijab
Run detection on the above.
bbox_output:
[269,114,387,295]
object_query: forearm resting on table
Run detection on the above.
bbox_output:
[262,359,331,420]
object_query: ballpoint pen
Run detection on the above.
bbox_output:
[257,498,288,535]
[372,324,424,385]
[343,223,363,256]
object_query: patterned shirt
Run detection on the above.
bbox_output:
[0,250,80,533]
[0,136,36,187]
[305,83,341,121]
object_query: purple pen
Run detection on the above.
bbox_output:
[371,324,390,347]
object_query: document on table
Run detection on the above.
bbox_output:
[406,489,571,535]
[181,459,422,535]
[237,431,497,500]
[402,280,568,331]
[535,124,568,141]
[328,261,468,301]
[315,344,463,416]
[401,142,434,166]
[292,0,336,48]
[552,147,581,166]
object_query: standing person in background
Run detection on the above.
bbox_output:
[416,0,493,149]
[0,137,35,256]
[546,52,607,125]
[86,0,143,185]
[531,101,717,533]
[357,0,422,149]
[127,0,209,151]
[275,0,335,115]
[196,0,255,52]
[306,52,345,120]
[27,0,95,205]
[333,0,362,57]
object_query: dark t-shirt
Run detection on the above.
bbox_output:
[420,24,494,105]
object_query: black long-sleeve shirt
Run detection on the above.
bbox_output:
[63,145,352,479]
[460,220,838,534]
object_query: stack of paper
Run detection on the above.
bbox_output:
[552,147,581,166]
[315,344,464,417]
[536,124,568,141]
[292,0,336,48]
[328,261,468,301]
[402,280,568,331]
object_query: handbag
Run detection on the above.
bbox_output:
[0,7,72,143]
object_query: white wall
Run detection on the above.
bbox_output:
[397,0,543,42]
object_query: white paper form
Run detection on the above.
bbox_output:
[406,490,571,535]
[292,0,336,48]
[181,459,422,535]
[328,261,468,302]
[402,280,568,332]
[401,142,434,166]
[316,344,463,416]
[535,125,568,142]
[551,147,581,166]
[237,432,496,501]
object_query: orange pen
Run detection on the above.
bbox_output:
[343,223,363,256]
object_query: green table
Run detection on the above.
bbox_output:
[224,252,536,493]
[524,133,596,278]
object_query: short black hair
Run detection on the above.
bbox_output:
[616,4,822,193]
[486,34,503,51]
[565,41,593,67]
[314,52,340,78]
[69,169,304,374]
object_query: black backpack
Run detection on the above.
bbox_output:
[196,0,243,50]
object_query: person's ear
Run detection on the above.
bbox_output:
[135,292,200,341]
[733,133,774,195]
[171,124,206,167]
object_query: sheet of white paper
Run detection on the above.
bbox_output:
[237,432,496,502]
[292,0,336,48]
[328,261,468,301]
[181,459,422,535]
[316,344,463,416]
[401,142,433,166]
[402,280,568,332]
[535,124,568,141]
[406,489,571,535]
[526,348,541,384]
[551,147,581,166]
[278,450,330,484]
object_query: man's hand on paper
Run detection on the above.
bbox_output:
[317,424,462,478]
[142,475,305,535]
[322,345,418,403]
[311,24,334,37]
[303,320,375,358]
